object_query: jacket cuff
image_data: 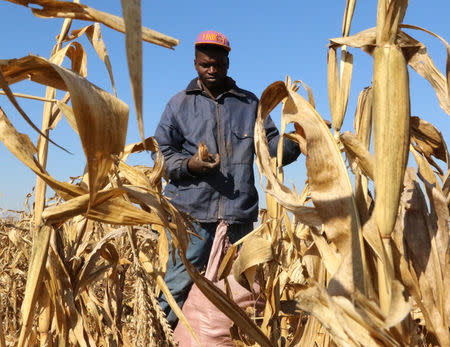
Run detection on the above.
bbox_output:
[181,157,197,178]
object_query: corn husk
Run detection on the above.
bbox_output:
[340,131,374,180]
[352,87,373,224]
[197,142,210,161]
[372,0,410,315]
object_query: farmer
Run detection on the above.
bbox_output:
[154,30,300,328]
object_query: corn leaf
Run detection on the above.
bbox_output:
[233,235,273,291]
[411,116,449,180]
[393,167,450,346]
[6,0,179,49]
[255,82,322,226]
[293,285,400,347]
[121,0,145,145]
[330,28,450,114]
[0,106,86,200]
[257,80,366,295]
[1,55,129,205]
[59,24,116,95]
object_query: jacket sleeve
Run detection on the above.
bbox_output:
[264,115,301,166]
[154,102,195,182]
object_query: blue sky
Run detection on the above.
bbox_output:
[0,0,449,211]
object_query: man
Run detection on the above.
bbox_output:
[154,30,300,328]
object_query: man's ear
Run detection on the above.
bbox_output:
[225,56,229,69]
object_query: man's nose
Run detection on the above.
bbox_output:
[207,66,217,74]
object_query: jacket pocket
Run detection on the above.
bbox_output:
[231,128,255,164]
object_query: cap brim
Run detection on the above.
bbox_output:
[195,41,231,52]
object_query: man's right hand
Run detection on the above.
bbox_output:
[187,153,220,176]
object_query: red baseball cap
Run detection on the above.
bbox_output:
[195,30,231,52]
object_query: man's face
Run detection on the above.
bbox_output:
[194,47,229,90]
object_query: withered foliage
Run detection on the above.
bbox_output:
[0,0,449,346]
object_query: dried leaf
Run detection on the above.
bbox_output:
[42,188,125,224]
[296,80,316,109]
[383,280,411,329]
[327,47,353,132]
[0,106,86,200]
[46,242,96,347]
[0,69,67,152]
[393,167,450,346]
[7,0,179,49]
[48,93,70,130]
[56,102,79,135]
[1,55,129,205]
[330,28,450,114]
[353,87,373,223]
[337,50,353,130]
[54,1,78,47]
[120,0,145,146]
[255,83,322,226]
[310,230,340,278]
[35,37,85,227]
[293,285,400,347]
[340,131,374,180]
[50,41,87,77]
[410,116,449,178]
[121,136,159,162]
[42,188,166,227]
[327,46,339,130]
[59,24,116,95]
[401,23,450,102]
[74,230,121,295]
[257,80,366,295]
[118,161,151,188]
[412,147,449,282]
[217,244,237,281]
[341,0,356,37]
[233,235,273,291]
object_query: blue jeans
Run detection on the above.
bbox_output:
[158,221,252,329]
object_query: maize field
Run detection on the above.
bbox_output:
[0,0,449,346]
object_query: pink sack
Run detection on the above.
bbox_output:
[174,222,262,346]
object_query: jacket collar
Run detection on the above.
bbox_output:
[185,77,247,99]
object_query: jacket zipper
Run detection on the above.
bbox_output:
[215,100,224,220]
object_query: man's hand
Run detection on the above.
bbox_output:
[187,153,220,176]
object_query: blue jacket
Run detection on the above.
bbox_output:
[154,77,300,223]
